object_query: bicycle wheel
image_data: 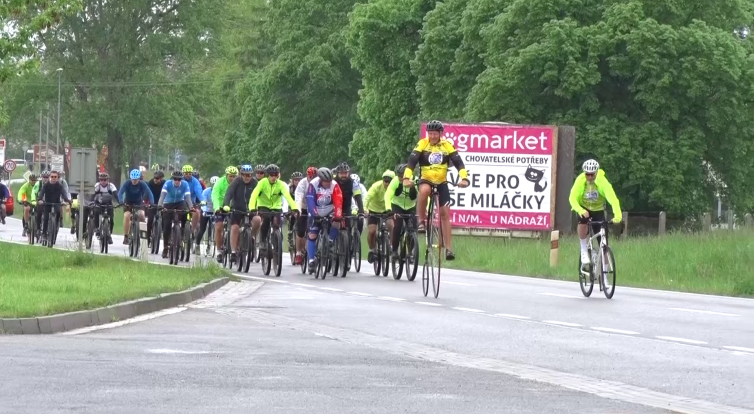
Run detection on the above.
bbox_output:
[245,231,255,273]
[392,231,404,280]
[380,230,390,277]
[406,232,419,282]
[100,218,110,254]
[316,232,328,280]
[338,233,348,278]
[600,246,617,299]
[288,229,296,266]
[47,213,58,248]
[578,248,594,297]
[183,223,192,262]
[273,230,283,277]
[332,234,341,277]
[254,234,262,263]
[86,216,95,250]
[130,218,139,257]
[261,235,272,276]
[151,216,161,254]
[28,213,36,245]
[170,225,181,265]
[351,227,361,273]
[237,228,247,272]
[372,232,382,276]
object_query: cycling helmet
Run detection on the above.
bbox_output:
[317,167,333,181]
[350,173,360,185]
[240,164,253,173]
[225,166,238,175]
[426,120,444,132]
[395,164,407,178]
[41,170,50,178]
[129,169,141,180]
[291,171,304,180]
[182,164,193,173]
[582,159,599,174]
[266,164,280,175]
[254,164,265,173]
[154,170,165,179]
[336,162,350,172]
[99,173,109,180]
[171,170,183,179]
[209,176,219,186]
[382,170,395,179]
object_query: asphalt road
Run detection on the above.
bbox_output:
[1,217,752,413]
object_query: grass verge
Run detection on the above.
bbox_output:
[0,241,228,318]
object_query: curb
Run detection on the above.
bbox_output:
[0,277,230,335]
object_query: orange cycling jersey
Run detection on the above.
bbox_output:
[404,137,468,184]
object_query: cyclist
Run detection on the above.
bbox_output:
[569,159,622,265]
[254,164,266,182]
[351,173,366,234]
[334,162,364,223]
[403,120,469,260]
[118,169,154,245]
[211,166,238,263]
[293,166,317,265]
[195,175,218,253]
[146,171,165,246]
[193,171,206,190]
[86,172,117,245]
[0,180,9,225]
[305,167,343,272]
[286,172,304,255]
[158,171,194,259]
[385,163,418,260]
[221,164,258,265]
[249,164,299,256]
[37,170,71,244]
[30,171,51,238]
[17,173,38,236]
[365,170,395,263]
[181,165,204,234]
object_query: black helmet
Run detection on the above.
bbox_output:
[98,172,109,180]
[28,174,38,181]
[192,171,200,179]
[336,162,350,172]
[154,170,165,179]
[396,163,408,178]
[317,167,333,181]
[426,120,444,132]
[254,164,265,173]
[266,164,280,174]
[291,171,304,180]
[171,170,183,179]
[41,170,50,178]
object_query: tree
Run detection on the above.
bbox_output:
[346,0,437,180]
[230,0,363,175]
[464,0,754,214]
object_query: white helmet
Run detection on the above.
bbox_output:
[350,173,360,185]
[582,159,599,174]
[209,176,219,186]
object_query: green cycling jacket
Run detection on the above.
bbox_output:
[568,169,622,221]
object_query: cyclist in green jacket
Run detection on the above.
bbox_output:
[211,166,238,263]
[248,164,298,255]
[385,164,417,260]
[569,159,622,265]
[17,174,38,237]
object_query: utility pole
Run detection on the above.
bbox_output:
[38,110,42,172]
[45,103,50,171]
[56,68,63,153]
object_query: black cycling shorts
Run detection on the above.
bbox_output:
[296,209,308,238]
[419,180,451,207]
[229,211,247,226]
[367,212,390,226]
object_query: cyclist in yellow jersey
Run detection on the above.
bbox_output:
[365,170,395,263]
[569,159,622,265]
[402,120,469,260]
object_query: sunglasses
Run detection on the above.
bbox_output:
[227,174,237,179]
[382,178,392,183]
[242,173,252,178]
[50,176,59,179]
[268,173,279,177]
[99,178,108,181]
[585,173,595,177]
[172,178,182,181]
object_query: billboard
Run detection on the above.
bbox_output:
[418,123,557,230]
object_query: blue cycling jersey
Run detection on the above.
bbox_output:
[201,187,213,212]
[162,180,191,204]
[0,183,9,199]
[118,180,154,205]
[183,175,204,203]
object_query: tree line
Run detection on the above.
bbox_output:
[1,0,753,215]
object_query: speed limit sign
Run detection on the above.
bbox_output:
[3,159,16,172]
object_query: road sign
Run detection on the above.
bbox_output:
[3,159,16,172]
[51,154,65,172]
[23,170,31,181]
[0,138,6,166]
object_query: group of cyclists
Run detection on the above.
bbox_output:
[2,120,623,281]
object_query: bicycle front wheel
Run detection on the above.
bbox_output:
[406,232,419,282]
[351,227,361,273]
[599,246,617,299]
[578,249,594,297]
[273,230,283,277]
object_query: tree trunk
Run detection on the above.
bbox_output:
[106,126,124,188]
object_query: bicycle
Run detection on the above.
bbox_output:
[40,201,66,248]
[150,209,163,255]
[371,214,391,277]
[215,212,232,268]
[229,210,255,273]
[391,213,419,281]
[23,202,37,245]
[579,219,617,299]
[345,215,362,273]
[330,217,348,279]
[257,211,291,277]
[422,183,444,298]
[125,205,148,258]
[204,211,216,257]
[161,208,190,265]
[310,214,335,280]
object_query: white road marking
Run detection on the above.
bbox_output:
[731,351,754,357]
[61,307,187,335]
[655,336,707,345]
[318,287,343,292]
[539,293,583,299]
[291,283,316,288]
[494,313,530,320]
[377,296,406,302]
[591,327,640,335]
[415,301,443,307]
[543,320,582,327]
[669,308,739,317]
[236,274,288,284]
[723,346,754,353]
[443,281,476,286]
[452,307,485,313]
[348,292,372,296]
[146,349,220,354]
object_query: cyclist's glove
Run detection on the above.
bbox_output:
[222,206,230,212]
[200,201,206,206]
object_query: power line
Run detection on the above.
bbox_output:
[7,76,246,87]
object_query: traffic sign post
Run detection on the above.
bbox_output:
[3,159,17,172]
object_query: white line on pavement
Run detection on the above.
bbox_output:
[452,307,485,313]
[318,287,343,292]
[415,301,443,307]
[543,320,582,327]
[235,275,289,284]
[61,307,187,335]
[668,308,739,317]
[591,327,640,335]
[291,283,316,288]
[348,292,372,296]
[146,349,221,354]
[655,336,708,345]
[723,346,754,353]
[376,296,406,302]
[538,293,583,299]
[494,313,531,320]
[443,281,476,286]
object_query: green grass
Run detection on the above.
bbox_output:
[340,226,754,297]
[10,165,28,180]
[0,242,228,318]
